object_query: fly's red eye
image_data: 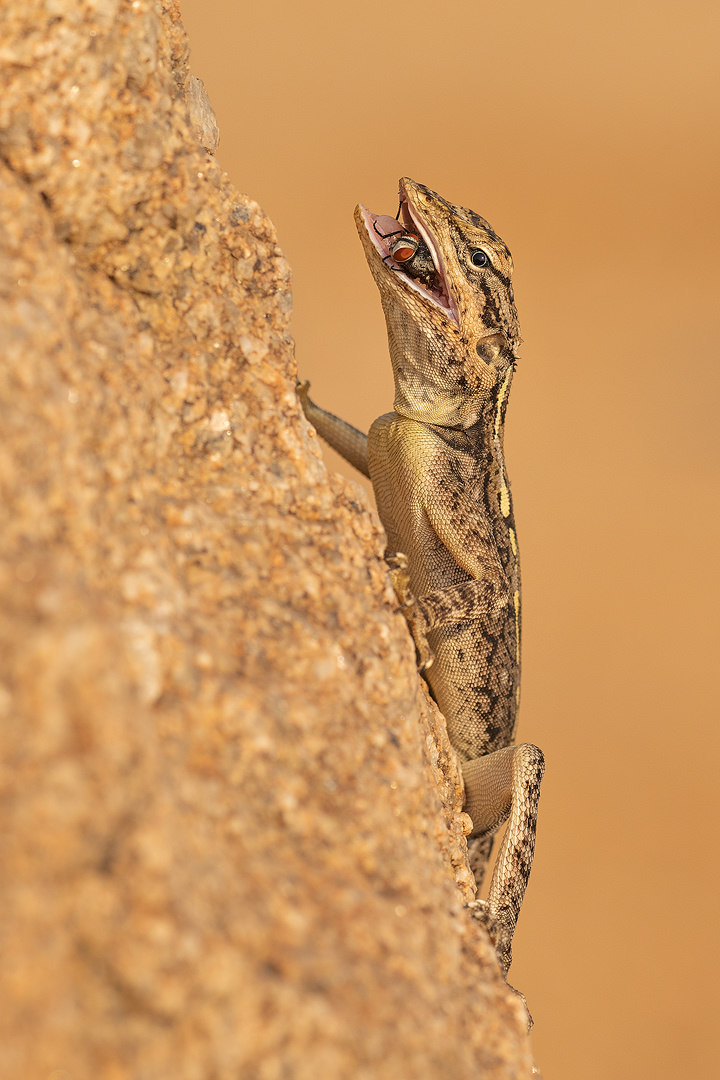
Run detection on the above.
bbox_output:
[390,235,419,263]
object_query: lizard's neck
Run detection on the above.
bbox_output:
[388,315,513,433]
[393,380,488,428]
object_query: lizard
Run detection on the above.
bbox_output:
[297,177,544,980]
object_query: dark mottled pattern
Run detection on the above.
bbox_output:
[400,239,438,288]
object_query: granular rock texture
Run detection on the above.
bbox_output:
[0,2,536,1077]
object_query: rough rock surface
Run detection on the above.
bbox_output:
[0,2,536,1076]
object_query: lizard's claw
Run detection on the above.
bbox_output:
[296,380,318,426]
[385,551,412,606]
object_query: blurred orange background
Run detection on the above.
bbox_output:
[181,2,719,1076]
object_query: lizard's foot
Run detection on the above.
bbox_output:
[466,898,512,975]
[385,552,434,672]
[466,897,498,941]
[466,900,533,1029]
[385,551,412,606]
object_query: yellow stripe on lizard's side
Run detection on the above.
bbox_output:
[509,527,517,556]
[494,369,512,518]
[513,589,521,663]
[493,369,511,438]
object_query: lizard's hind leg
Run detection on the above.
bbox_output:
[463,743,545,974]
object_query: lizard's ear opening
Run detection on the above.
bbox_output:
[475,332,511,366]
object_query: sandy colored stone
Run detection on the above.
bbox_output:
[186,75,220,154]
[0,2,537,1076]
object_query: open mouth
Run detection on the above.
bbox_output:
[358,188,458,325]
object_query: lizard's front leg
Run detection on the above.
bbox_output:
[297,381,370,478]
[385,551,433,671]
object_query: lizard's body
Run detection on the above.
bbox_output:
[299,178,544,976]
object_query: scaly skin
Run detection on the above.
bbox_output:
[298,178,544,979]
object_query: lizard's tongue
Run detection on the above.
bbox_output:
[373,214,403,240]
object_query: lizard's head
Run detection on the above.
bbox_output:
[355,178,521,428]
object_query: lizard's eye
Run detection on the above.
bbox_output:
[470,250,489,268]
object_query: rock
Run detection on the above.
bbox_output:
[187,75,220,154]
[0,1,536,1076]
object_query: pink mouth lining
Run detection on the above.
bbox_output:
[358,194,458,325]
